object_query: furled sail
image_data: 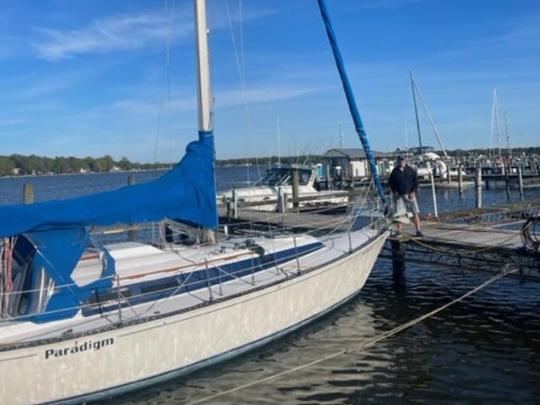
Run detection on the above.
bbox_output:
[0,132,218,238]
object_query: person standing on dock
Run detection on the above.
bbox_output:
[389,156,424,237]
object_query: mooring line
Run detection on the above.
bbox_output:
[186,265,517,405]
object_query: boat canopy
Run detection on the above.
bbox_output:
[0,132,217,323]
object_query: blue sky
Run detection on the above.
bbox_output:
[0,0,539,162]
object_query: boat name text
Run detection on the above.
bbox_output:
[45,337,114,359]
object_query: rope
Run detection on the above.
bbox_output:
[186,265,517,405]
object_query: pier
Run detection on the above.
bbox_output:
[384,199,540,281]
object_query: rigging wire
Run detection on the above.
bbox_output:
[224,0,262,183]
[152,0,175,164]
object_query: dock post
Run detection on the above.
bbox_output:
[232,188,238,219]
[326,164,332,190]
[277,187,287,213]
[292,168,300,209]
[429,167,438,218]
[458,164,464,197]
[22,183,34,204]
[446,164,451,184]
[475,167,482,208]
[504,160,510,201]
[127,176,136,241]
[518,165,524,200]
[390,239,405,274]
[282,193,289,218]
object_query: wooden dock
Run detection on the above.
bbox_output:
[383,204,540,281]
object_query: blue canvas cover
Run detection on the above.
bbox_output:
[2,132,217,322]
[0,132,218,237]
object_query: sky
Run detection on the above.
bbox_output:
[0,0,539,162]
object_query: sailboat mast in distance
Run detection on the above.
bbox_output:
[504,111,511,159]
[194,0,212,134]
[410,70,423,151]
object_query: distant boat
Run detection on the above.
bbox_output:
[0,0,388,402]
[219,164,349,211]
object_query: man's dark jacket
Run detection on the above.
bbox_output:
[388,166,418,196]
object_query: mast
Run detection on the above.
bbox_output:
[504,111,511,159]
[195,0,213,135]
[276,116,281,167]
[490,88,501,162]
[410,71,423,153]
[412,74,449,158]
[194,0,217,241]
[316,0,385,203]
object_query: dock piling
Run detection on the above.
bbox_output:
[390,239,405,274]
[475,167,482,208]
[232,188,238,219]
[22,183,34,204]
[458,165,464,197]
[292,169,300,209]
[429,166,438,218]
[518,165,524,200]
[504,161,510,201]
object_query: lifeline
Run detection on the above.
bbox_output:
[45,337,114,359]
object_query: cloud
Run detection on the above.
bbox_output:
[32,2,276,61]
[33,11,191,60]
[112,84,331,117]
[442,13,540,60]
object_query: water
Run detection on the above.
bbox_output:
[2,168,539,404]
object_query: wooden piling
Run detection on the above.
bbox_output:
[446,164,451,184]
[458,164,464,196]
[232,188,238,219]
[277,188,288,213]
[429,167,438,218]
[291,169,300,209]
[326,163,332,190]
[390,239,405,274]
[504,161,510,200]
[518,165,524,199]
[23,183,34,204]
[475,167,482,208]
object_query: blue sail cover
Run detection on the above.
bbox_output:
[2,132,217,322]
[0,132,218,237]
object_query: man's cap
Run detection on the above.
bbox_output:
[397,155,406,162]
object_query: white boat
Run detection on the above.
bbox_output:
[219,165,349,211]
[0,0,389,402]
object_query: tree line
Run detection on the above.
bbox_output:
[0,155,171,176]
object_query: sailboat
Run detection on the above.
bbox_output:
[0,0,388,402]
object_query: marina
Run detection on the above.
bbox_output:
[0,0,539,403]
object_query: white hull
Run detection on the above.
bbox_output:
[0,231,387,404]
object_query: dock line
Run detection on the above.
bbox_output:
[187,265,518,404]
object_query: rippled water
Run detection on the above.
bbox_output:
[1,168,539,404]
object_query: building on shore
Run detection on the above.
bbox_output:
[321,148,397,181]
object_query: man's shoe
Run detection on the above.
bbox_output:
[416,230,425,237]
